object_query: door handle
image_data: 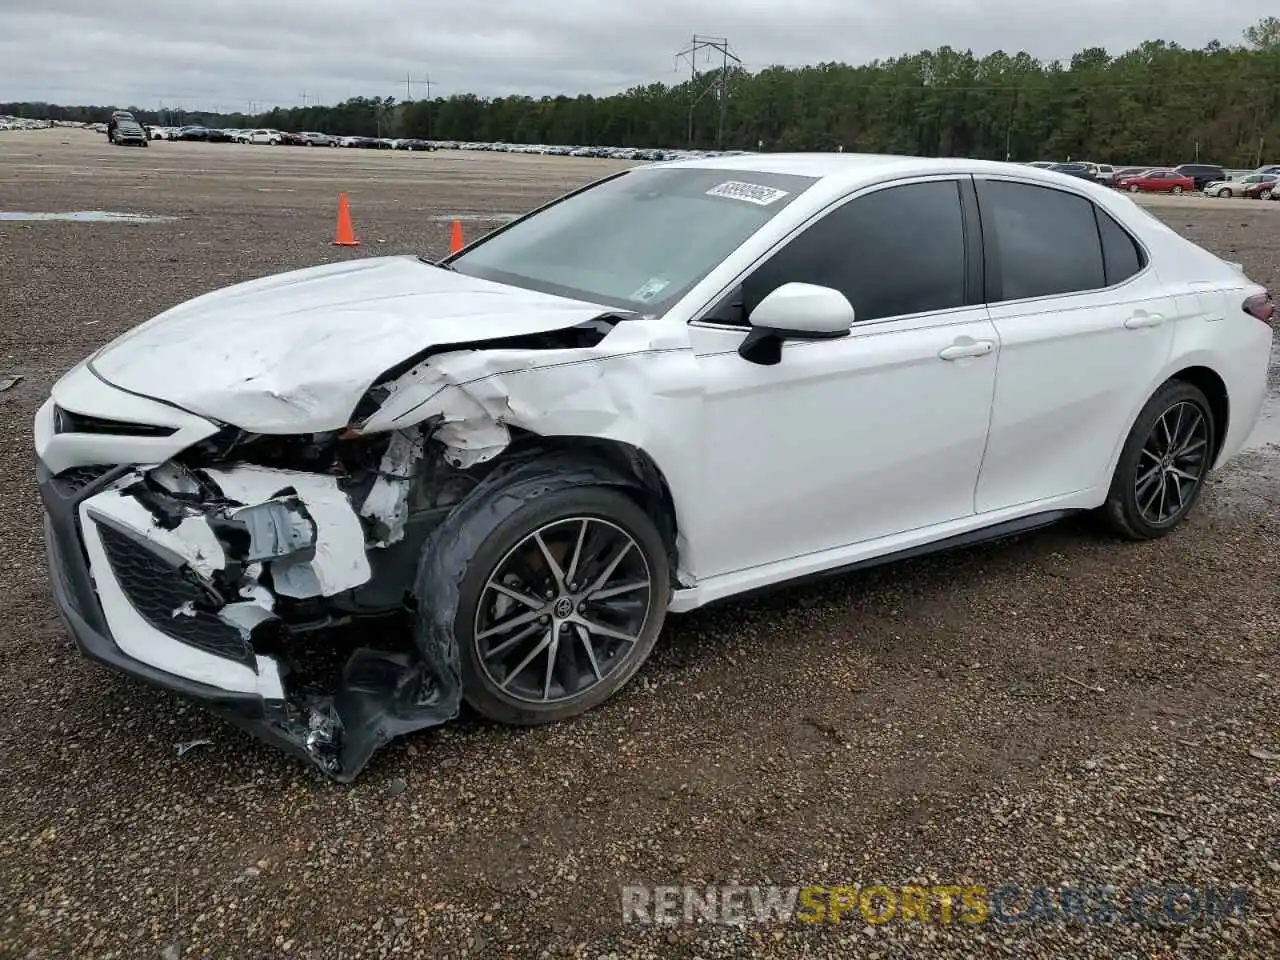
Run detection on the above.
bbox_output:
[1124,311,1164,329]
[938,339,994,360]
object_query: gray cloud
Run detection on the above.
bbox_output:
[0,0,1271,110]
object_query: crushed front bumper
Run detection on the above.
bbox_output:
[38,459,460,781]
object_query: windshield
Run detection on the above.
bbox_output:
[445,166,818,314]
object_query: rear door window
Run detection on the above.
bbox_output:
[977,180,1106,301]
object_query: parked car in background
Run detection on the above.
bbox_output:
[1253,164,1280,176]
[1111,167,1150,184]
[393,138,435,151]
[1094,163,1117,185]
[1174,164,1227,190]
[1025,161,1055,168]
[301,132,337,147]
[110,118,148,147]
[1116,169,1195,194]
[1049,161,1099,182]
[176,125,209,141]
[235,128,282,145]
[1242,175,1278,200]
[106,110,135,143]
[278,131,307,146]
[1205,173,1277,198]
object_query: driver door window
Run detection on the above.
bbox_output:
[712,179,970,326]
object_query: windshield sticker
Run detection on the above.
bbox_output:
[705,181,790,205]
[630,278,670,302]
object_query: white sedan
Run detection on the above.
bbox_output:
[34,154,1274,780]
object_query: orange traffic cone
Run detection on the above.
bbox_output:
[333,192,359,246]
[449,219,464,253]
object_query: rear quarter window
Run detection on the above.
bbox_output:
[1095,208,1146,286]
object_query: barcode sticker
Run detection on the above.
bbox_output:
[705,181,790,205]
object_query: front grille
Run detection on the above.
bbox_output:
[54,406,176,438]
[52,465,117,495]
[95,523,255,667]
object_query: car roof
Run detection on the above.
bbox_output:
[652,152,1120,193]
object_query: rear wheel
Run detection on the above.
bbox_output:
[1171,185,1183,194]
[416,476,670,726]
[1103,381,1215,540]
[1128,184,1139,193]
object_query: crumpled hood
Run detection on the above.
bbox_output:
[88,255,620,433]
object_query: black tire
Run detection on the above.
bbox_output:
[414,472,670,726]
[1103,380,1216,541]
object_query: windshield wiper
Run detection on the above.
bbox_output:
[417,254,455,270]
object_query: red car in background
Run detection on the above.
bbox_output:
[1242,174,1278,200]
[1116,169,1196,194]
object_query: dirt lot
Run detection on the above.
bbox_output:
[1,129,1278,959]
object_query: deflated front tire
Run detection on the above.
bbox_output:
[414,469,670,726]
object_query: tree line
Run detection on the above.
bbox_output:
[6,17,1279,167]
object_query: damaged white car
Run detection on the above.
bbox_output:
[36,155,1274,780]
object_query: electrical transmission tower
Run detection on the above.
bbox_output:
[676,34,741,149]
[404,75,433,138]
[405,75,432,101]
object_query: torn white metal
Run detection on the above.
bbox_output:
[202,465,372,598]
[359,429,426,546]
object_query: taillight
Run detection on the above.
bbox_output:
[1243,292,1275,325]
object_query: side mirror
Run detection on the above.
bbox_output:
[738,283,854,365]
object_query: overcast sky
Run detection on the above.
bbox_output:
[0,1,1272,111]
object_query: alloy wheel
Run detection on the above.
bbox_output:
[1134,401,1210,526]
[473,517,655,705]
[1171,185,1183,194]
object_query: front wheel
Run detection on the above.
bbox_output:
[1261,190,1273,201]
[1128,184,1140,193]
[1102,381,1215,540]
[1217,188,1231,198]
[416,477,670,726]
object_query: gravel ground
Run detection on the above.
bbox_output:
[1,130,1278,959]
